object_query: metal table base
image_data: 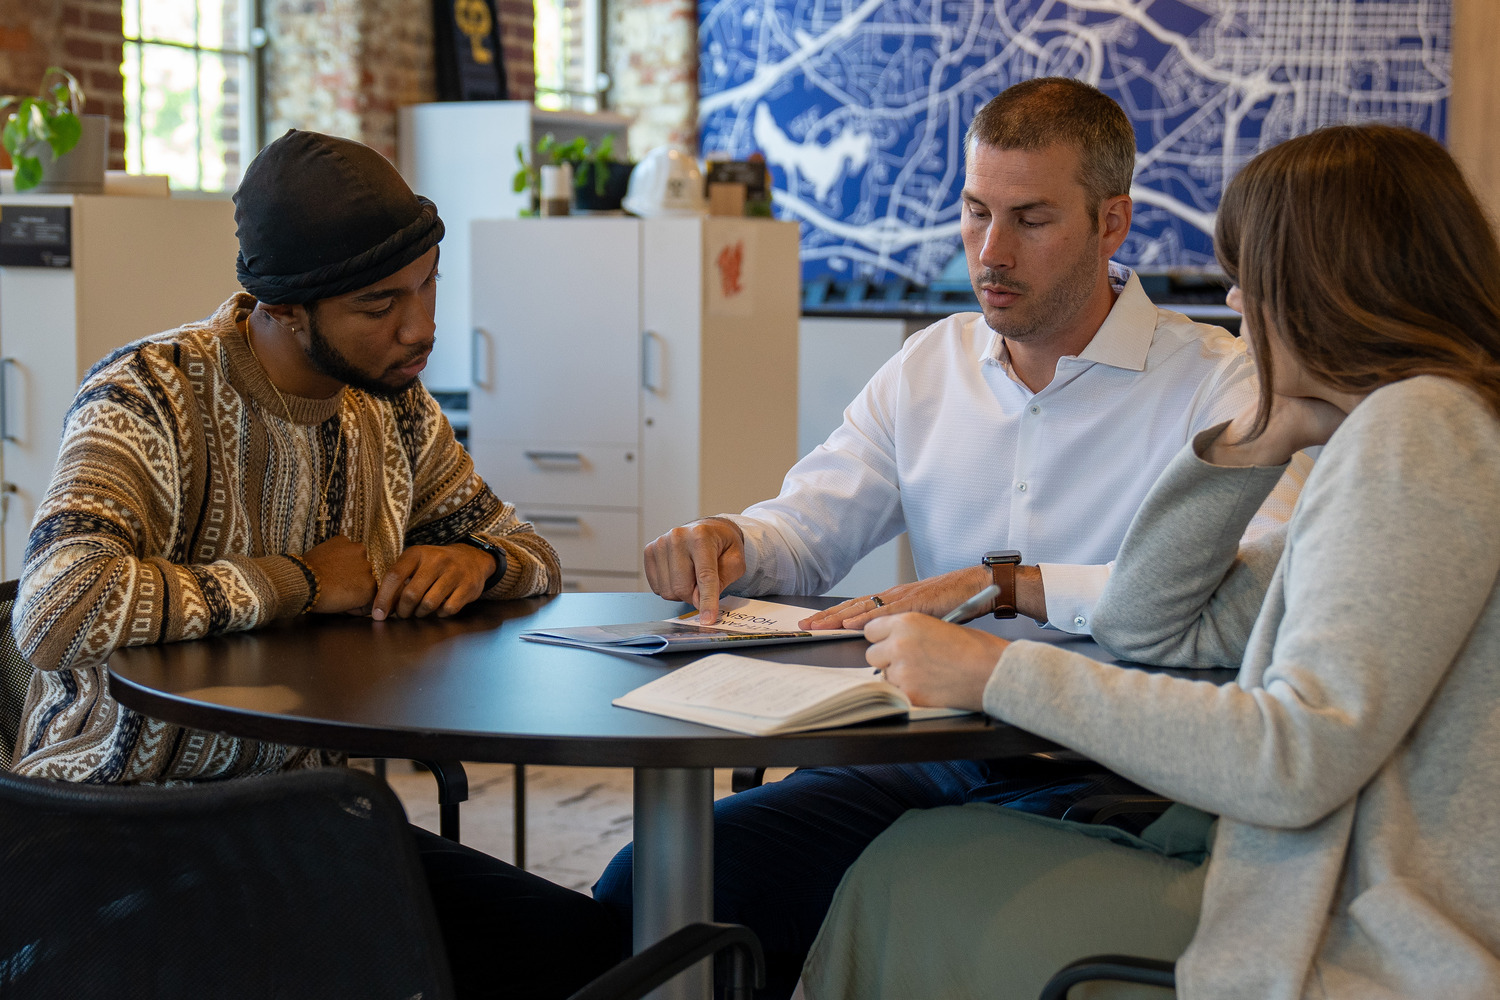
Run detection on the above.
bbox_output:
[634,767,715,999]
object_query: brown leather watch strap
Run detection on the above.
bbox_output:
[988,560,1018,619]
[982,549,1021,619]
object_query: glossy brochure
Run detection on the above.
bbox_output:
[519,597,861,655]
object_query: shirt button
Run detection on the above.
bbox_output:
[1073,615,1087,628]
[1016,482,1027,492]
[1029,404,1041,415]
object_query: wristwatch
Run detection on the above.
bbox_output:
[981,550,1022,619]
[458,533,508,592]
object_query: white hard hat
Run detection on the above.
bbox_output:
[622,145,708,217]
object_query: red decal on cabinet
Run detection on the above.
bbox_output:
[717,241,745,298]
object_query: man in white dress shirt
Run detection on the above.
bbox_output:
[594,78,1302,996]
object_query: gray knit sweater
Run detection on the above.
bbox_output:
[983,375,1500,999]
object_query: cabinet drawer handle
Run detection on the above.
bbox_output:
[524,514,584,535]
[523,450,585,466]
[0,357,15,443]
[471,327,493,390]
[642,330,665,394]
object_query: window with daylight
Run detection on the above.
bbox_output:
[122,0,260,193]
[533,0,604,111]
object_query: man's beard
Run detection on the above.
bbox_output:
[304,310,422,399]
[977,241,1099,343]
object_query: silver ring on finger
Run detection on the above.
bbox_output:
[868,595,885,608]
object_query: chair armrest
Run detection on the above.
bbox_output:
[566,922,764,1000]
[415,759,469,841]
[1060,794,1172,825]
[730,767,766,793]
[1037,954,1175,1000]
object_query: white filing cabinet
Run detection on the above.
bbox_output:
[469,216,800,591]
[0,193,238,578]
[397,101,632,393]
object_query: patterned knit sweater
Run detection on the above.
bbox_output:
[11,293,560,783]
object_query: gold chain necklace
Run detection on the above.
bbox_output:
[245,328,346,539]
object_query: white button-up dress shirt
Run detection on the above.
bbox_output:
[726,266,1305,633]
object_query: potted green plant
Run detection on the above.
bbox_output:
[571,134,634,213]
[1,67,106,193]
[513,132,634,214]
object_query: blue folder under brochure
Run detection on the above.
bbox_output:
[518,597,862,655]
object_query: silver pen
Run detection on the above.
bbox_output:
[872,584,1003,677]
[940,584,1000,623]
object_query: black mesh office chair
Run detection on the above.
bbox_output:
[0,766,764,1000]
[0,767,456,998]
[0,579,30,770]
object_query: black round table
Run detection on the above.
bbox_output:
[108,592,1122,999]
[108,592,1069,765]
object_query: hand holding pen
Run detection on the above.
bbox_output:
[873,584,999,676]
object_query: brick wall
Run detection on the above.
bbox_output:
[219,0,245,181]
[358,0,437,157]
[264,0,365,147]
[0,0,538,171]
[607,0,696,158]
[496,0,536,101]
[0,2,58,99]
[0,0,126,170]
[267,0,532,162]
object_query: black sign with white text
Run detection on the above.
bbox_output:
[0,205,72,268]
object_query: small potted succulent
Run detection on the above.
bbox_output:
[1,67,106,193]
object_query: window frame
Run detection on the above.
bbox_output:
[121,0,264,193]
[533,0,607,111]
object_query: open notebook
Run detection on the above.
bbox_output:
[612,653,974,735]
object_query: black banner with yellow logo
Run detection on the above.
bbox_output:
[434,0,508,100]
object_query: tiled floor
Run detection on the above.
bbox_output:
[367,760,792,892]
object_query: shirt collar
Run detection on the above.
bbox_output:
[981,262,1156,373]
[1075,264,1155,372]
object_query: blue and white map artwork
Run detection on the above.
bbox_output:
[699,0,1452,284]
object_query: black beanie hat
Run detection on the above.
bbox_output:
[234,129,445,304]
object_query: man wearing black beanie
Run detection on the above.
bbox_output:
[11,130,618,998]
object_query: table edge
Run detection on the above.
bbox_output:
[108,671,1059,768]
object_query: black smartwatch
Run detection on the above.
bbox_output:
[459,533,508,592]
[981,550,1022,618]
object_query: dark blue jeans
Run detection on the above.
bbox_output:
[414,825,619,999]
[591,757,1144,999]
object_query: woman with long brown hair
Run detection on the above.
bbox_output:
[797,124,1500,999]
